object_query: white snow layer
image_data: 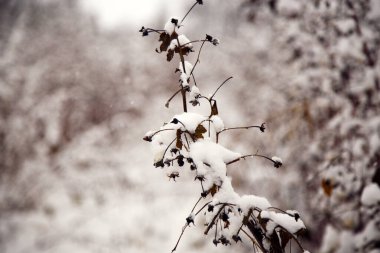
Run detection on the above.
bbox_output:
[164,17,179,34]
[178,61,193,88]
[361,183,380,206]
[190,85,200,99]
[271,156,283,163]
[261,210,306,234]
[190,139,241,175]
[169,34,192,50]
[210,115,224,133]
[171,112,206,133]
[237,195,271,213]
[179,61,193,74]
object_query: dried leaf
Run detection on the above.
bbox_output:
[159,32,178,52]
[194,124,207,139]
[270,232,283,253]
[209,184,219,196]
[211,100,218,115]
[167,49,174,62]
[176,129,183,150]
[179,46,193,56]
[279,230,292,250]
[224,220,230,229]
[159,33,171,52]
[246,220,265,250]
[321,178,333,197]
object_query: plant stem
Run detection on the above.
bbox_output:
[210,76,233,100]
[180,1,198,25]
[177,38,188,113]
[165,89,182,108]
[171,224,188,253]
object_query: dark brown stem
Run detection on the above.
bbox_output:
[181,85,187,113]
[143,28,166,34]
[181,39,207,47]
[200,181,205,193]
[180,1,198,25]
[268,206,288,214]
[165,89,182,108]
[226,154,277,166]
[191,73,197,87]
[177,38,188,113]
[194,201,212,216]
[200,95,212,106]
[183,133,190,151]
[162,137,177,161]
[171,224,188,253]
[190,40,207,76]
[190,196,203,213]
[218,125,263,134]
[208,120,211,138]
[210,76,233,100]
[241,228,264,252]
[276,225,305,252]
[148,128,176,139]
[217,125,263,143]
[175,119,187,129]
[204,204,227,235]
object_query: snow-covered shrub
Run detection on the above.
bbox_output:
[141,1,308,252]
[242,0,380,252]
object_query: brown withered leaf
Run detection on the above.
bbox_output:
[321,178,333,197]
[258,215,268,232]
[167,49,174,62]
[279,230,292,250]
[159,33,171,52]
[194,124,207,140]
[159,32,178,52]
[209,184,219,196]
[270,232,283,253]
[224,220,230,229]
[177,46,193,56]
[176,129,183,150]
[211,100,218,116]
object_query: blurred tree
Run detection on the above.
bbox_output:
[241,0,380,252]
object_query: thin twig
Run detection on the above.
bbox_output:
[181,39,207,47]
[180,1,199,25]
[176,37,188,113]
[226,154,277,166]
[191,73,198,87]
[204,204,227,235]
[209,76,233,100]
[162,137,177,161]
[208,120,211,138]
[218,125,263,134]
[183,133,190,151]
[165,89,182,108]
[214,219,218,240]
[148,128,176,139]
[268,206,288,214]
[194,201,212,216]
[190,40,207,76]
[278,226,305,252]
[142,28,166,34]
[171,224,188,253]
[190,196,203,213]
[200,181,205,193]
[241,228,264,252]
[217,125,263,142]
[214,202,236,207]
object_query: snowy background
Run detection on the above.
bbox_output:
[1,0,379,253]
